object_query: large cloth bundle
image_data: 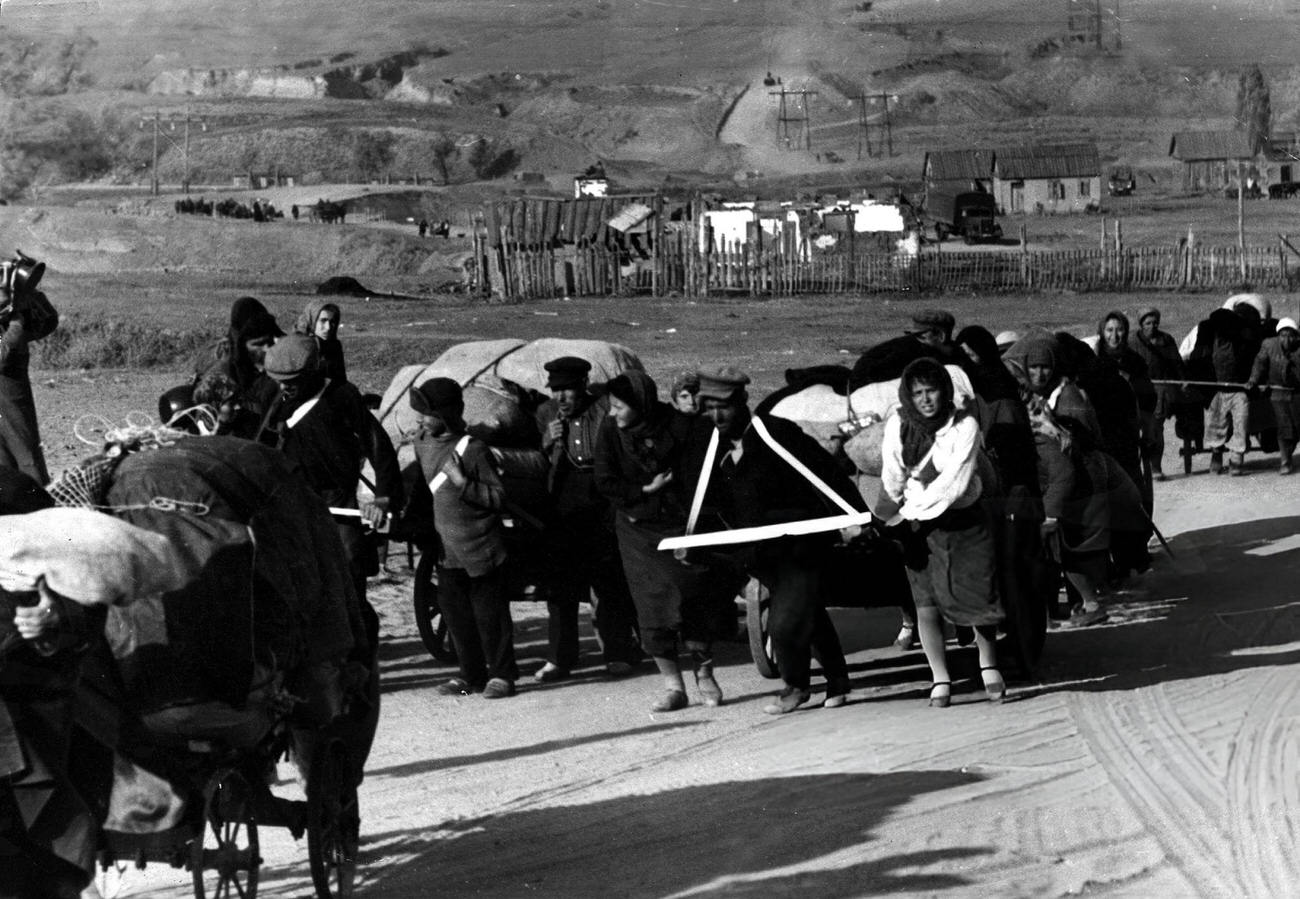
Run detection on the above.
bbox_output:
[768,365,975,455]
[379,338,643,455]
[0,508,191,606]
[102,436,364,714]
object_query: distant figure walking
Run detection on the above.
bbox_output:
[418,218,428,238]
[291,204,299,221]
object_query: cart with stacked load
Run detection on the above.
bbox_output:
[376,338,643,663]
[33,435,377,898]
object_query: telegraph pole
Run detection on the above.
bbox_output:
[771,86,817,151]
[140,109,207,195]
[853,95,873,160]
[859,92,895,157]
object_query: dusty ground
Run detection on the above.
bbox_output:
[37,289,1300,898]
[89,435,1300,899]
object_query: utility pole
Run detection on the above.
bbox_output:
[140,109,207,195]
[860,92,895,157]
[771,86,817,151]
[853,94,873,160]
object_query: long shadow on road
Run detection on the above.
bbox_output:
[360,770,988,898]
[367,722,702,778]
[1032,514,1300,695]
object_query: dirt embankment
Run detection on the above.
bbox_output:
[0,207,459,281]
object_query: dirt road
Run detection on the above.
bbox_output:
[93,435,1300,899]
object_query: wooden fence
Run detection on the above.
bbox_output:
[486,239,1298,300]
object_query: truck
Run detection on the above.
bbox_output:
[924,189,1002,244]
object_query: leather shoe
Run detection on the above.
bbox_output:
[763,687,811,715]
[650,689,688,712]
[605,661,635,677]
[435,677,480,696]
[533,662,570,683]
[482,678,516,699]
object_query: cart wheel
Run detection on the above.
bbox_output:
[307,739,359,899]
[413,552,457,664]
[191,769,260,899]
[742,578,779,679]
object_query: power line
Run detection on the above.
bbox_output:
[139,110,207,195]
[770,86,817,151]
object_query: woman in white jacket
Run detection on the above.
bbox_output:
[881,358,1006,707]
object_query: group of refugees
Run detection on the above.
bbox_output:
[7,267,1300,897]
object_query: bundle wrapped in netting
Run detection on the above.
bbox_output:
[96,436,365,718]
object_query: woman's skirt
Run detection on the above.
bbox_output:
[1271,394,1300,443]
[904,503,1004,627]
[614,514,694,632]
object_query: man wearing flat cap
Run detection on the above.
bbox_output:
[850,308,964,389]
[409,378,518,698]
[532,356,641,682]
[259,334,404,603]
[1128,307,1184,480]
[683,364,864,715]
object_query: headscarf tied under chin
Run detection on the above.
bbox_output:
[897,357,956,468]
[294,299,340,338]
[606,370,661,439]
[1003,334,1059,397]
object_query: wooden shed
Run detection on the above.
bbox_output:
[1169,131,1255,192]
[921,148,994,207]
[992,144,1101,214]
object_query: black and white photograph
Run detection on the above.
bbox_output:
[1,0,1299,896]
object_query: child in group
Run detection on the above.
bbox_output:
[409,378,518,699]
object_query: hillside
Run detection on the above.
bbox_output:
[4,0,1300,188]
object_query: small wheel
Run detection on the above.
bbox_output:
[307,739,359,899]
[413,552,456,663]
[191,769,260,899]
[742,578,779,679]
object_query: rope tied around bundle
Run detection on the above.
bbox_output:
[47,412,214,514]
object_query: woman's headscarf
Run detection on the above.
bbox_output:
[955,325,1020,402]
[294,299,341,338]
[1003,333,1059,397]
[228,304,282,388]
[606,370,662,437]
[1097,310,1130,352]
[897,357,956,467]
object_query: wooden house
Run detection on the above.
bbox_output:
[992,144,1101,214]
[1169,131,1255,192]
[921,148,994,207]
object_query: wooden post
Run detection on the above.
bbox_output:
[1184,227,1195,288]
[652,194,664,297]
[846,211,857,290]
[1238,162,1248,282]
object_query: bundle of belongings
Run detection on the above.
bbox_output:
[377,338,643,539]
[26,434,372,834]
[761,365,977,481]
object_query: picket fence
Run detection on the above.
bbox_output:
[484,238,1297,301]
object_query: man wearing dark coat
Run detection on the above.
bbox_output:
[0,273,56,485]
[682,365,863,714]
[532,356,641,681]
[259,335,404,600]
[850,308,963,389]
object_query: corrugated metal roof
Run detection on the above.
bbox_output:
[1168,131,1254,161]
[994,144,1101,179]
[923,149,994,181]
